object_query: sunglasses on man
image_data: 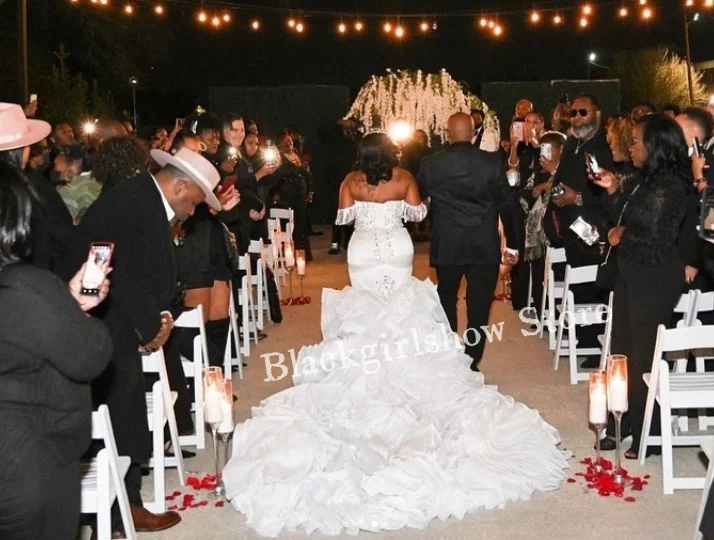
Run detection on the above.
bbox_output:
[570,109,593,118]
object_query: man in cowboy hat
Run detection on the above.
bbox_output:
[0,102,74,275]
[62,148,222,537]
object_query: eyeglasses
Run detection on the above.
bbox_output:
[570,109,593,118]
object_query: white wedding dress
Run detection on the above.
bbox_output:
[223,200,568,538]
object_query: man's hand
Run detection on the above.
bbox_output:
[552,183,578,207]
[68,262,111,312]
[685,265,699,285]
[256,162,278,180]
[24,100,38,118]
[220,156,238,174]
[502,251,519,266]
[608,226,626,246]
[139,313,174,353]
[539,155,557,175]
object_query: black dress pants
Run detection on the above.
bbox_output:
[435,264,500,366]
[0,443,80,540]
[511,257,546,316]
[605,256,683,450]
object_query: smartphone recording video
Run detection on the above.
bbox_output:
[81,242,114,296]
[540,143,552,161]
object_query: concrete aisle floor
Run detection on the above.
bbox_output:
[110,229,706,540]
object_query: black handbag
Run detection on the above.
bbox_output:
[596,184,640,291]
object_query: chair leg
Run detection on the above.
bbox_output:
[553,301,566,371]
[694,451,714,540]
[97,452,111,540]
[639,375,660,466]
[149,387,166,513]
[661,402,675,495]
[568,320,579,386]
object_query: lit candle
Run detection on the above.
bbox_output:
[589,387,607,425]
[608,377,628,412]
[284,244,295,268]
[296,256,306,276]
[217,399,234,434]
[204,387,223,424]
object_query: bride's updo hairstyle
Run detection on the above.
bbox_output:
[355,133,398,186]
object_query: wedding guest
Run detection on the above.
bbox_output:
[62,148,224,536]
[51,121,76,150]
[594,114,689,459]
[93,136,148,193]
[0,103,74,275]
[471,109,485,147]
[631,100,656,123]
[0,161,113,540]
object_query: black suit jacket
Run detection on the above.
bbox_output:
[26,169,75,275]
[62,172,177,461]
[417,142,519,266]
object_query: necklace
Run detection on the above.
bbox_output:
[575,130,597,154]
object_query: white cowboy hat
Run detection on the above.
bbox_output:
[150,147,222,210]
[0,103,51,151]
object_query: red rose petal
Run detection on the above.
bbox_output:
[215,501,225,508]
[172,490,181,496]
[168,505,178,511]
[567,478,576,483]
[624,496,636,502]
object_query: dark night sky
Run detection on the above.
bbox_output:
[3,0,713,119]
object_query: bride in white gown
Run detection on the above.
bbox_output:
[223,133,568,537]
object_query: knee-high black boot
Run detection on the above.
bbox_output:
[205,318,229,368]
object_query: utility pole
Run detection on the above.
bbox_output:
[17,0,28,104]
[685,13,695,105]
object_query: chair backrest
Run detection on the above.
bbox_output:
[141,347,170,389]
[659,324,714,353]
[248,239,262,255]
[174,305,210,370]
[548,247,568,265]
[563,264,599,287]
[91,405,126,506]
[270,208,293,221]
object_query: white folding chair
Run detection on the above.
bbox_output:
[81,405,137,540]
[173,306,209,450]
[553,264,609,385]
[597,291,614,371]
[225,283,243,380]
[248,240,271,330]
[689,291,714,431]
[142,348,186,512]
[639,325,714,494]
[540,247,567,350]
[694,439,714,540]
[270,209,295,287]
[693,291,714,327]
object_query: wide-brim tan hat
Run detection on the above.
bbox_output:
[151,147,222,210]
[0,102,51,151]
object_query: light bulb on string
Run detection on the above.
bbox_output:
[355,21,364,31]
[638,0,646,5]
[479,17,488,28]
[71,0,78,3]
[384,22,392,33]
[288,18,296,28]
[211,16,220,27]
[580,17,589,28]
[99,0,108,5]
[420,21,429,32]
[553,14,563,25]
[154,4,164,15]
[432,20,438,30]
[251,19,260,30]
[530,11,540,23]
[619,7,628,17]
[493,24,503,37]
[686,0,694,5]
[123,3,133,14]
[488,20,496,29]
[642,6,653,19]
[338,22,347,34]
[395,25,405,38]
[583,4,593,16]
[222,13,231,23]
[296,22,305,33]
[91,0,98,4]
[198,11,207,23]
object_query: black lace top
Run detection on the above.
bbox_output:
[619,173,688,266]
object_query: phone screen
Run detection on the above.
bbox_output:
[701,186,714,240]
[540,143,552,160]
[218,176,237,194]
[81,242,113,295]
[511,122,524,141]
[29,94,37,103]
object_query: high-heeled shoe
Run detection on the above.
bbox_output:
[624,445,661,460]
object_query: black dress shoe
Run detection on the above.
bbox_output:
[581,356,601,369]
[470,361,480,372]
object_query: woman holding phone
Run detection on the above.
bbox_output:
[0,156,113,538]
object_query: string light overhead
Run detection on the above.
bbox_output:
[70,0,663,38]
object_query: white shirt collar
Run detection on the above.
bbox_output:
[151,174,176,223]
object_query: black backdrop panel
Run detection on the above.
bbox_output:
[480,79,622,133]
[209,85,351,223]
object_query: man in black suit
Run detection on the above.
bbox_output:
[418,112,519,372]
[63,148,222,536]
[470,109,485,148]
